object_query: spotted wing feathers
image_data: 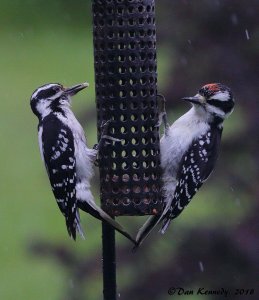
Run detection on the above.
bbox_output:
[41,114,81,239]
[160,127,222,233]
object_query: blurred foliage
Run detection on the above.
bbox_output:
[0,0,258,299]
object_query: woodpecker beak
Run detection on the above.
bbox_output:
[182,94,206,105]
[64,82,89,96]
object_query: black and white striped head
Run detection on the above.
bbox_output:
[30,82,89,119]
[182,83,234,122]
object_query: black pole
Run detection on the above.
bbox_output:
[102,222,116,300]
[92,1,160,299]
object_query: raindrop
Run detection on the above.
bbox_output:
[245,29,250,40]
[199,261,204,272]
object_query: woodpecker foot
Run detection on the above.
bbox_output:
[95,120,122,152]
[156,94,169,134]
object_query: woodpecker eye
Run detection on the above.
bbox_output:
[54,86,62,92]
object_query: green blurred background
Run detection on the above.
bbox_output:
[1,0,258,299]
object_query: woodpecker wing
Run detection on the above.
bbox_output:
[160,126,222,233]
[41,114,79,239]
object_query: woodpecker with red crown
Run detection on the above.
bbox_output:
[135,83,235,247]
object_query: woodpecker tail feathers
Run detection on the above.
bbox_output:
[78,200,136,245]
[134,198,173,249]
[134,215,161,250]
[159,216,172,235]
[66,210,85,240]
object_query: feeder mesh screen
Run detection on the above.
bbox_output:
[93,0,162,216]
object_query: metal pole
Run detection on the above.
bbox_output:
[92,1,160,299]
[102,222,116,300]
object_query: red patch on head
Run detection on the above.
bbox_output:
[203,83,220,92]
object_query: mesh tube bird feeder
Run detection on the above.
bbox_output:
[92,0,162,298]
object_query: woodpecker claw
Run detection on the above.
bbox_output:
[102,135,122,143]
[100,119,111,132]
[156,94,169,134]
[155,111,166,127]
[95,119,122,151]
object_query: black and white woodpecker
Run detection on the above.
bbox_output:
[30,82,135,243]
[135,83,235,247]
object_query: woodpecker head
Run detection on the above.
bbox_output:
[30,82,89,119]
[182,83,234,122]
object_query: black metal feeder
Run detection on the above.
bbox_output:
[92,0,162,298]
